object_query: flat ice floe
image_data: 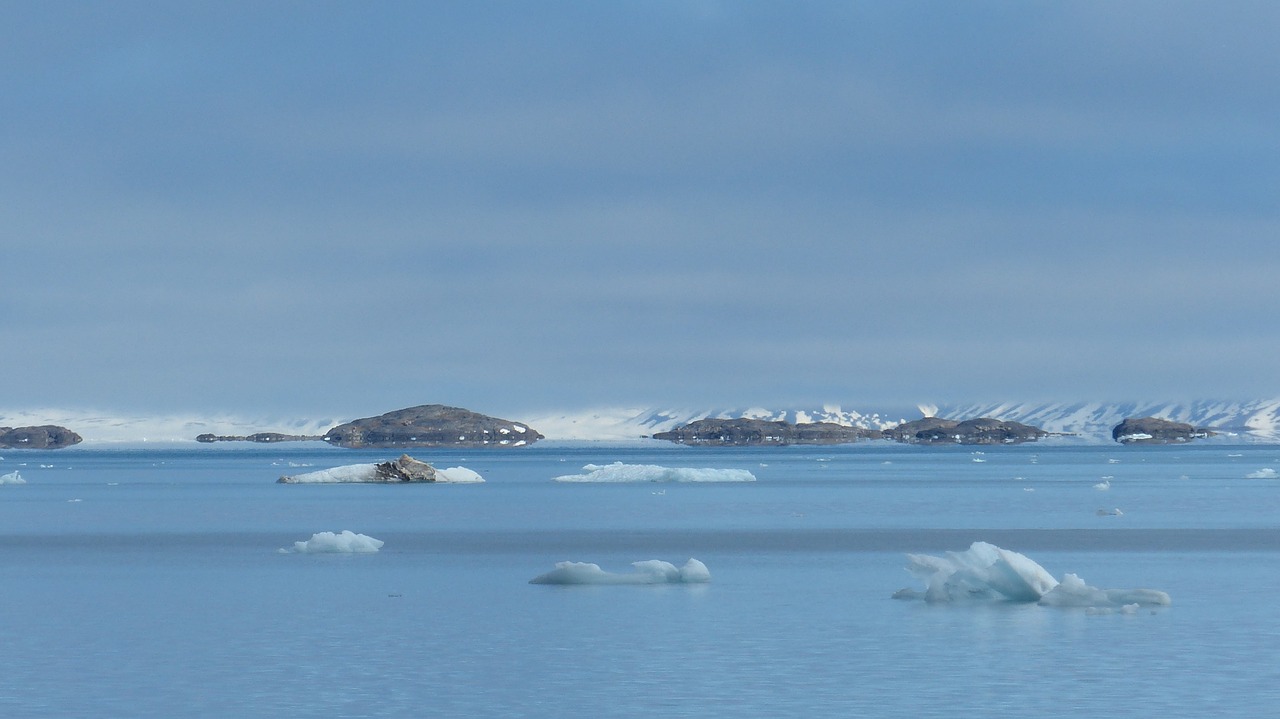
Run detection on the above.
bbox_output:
[0,470,25,484]
[282,530,384,554]
[530,558,711,585]
[552,462,755,483]
[893,541,1170,609]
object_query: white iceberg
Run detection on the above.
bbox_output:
[0,470,25,485]
[530,558,711,585]
[1246,468,1277,479]
[435,466,485,483]
[893,541,1170,609]
[282,530,384,554]
[1038,573,1171,608]
[278,456,484,484]
[281,463,383,483]
[552,462,755,483]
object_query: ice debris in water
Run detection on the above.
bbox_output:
[0,470,25,484]
[552,462,755,483]
[282,530,384,554]
[530,558,711,585]
[1246,468,1277,479]
[893,541,1170,609]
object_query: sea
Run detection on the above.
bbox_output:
[2,439,1278,717]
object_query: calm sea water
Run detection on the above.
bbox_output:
[2,441,1278,717]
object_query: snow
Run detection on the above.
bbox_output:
[283,530,384,554]
[1117,433,1153,442]
[552,462,756,483]
[529,558,710,585]
[0,470,25,485]
[893,541,1170,609]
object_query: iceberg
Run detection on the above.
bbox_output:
[1038,573,1172,608]
[893,541,1170,609]
[552,462,755,483]
[435,466,484,483]
[282,530,384,554]
[280,463,383,483]
[529,558,711,585]
[0,470,25,485]
[278,455,484,484]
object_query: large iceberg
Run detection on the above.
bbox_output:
[552,462,755,483]
[530,558,711,585]
[282,530,384,554]
[893,541,1170,609]
[278,455,484,484]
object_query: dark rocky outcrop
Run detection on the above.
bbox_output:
[884,417,1048,445]
[1112,417,1214,444]
[323,404,542,449]
[651,418,880,446]
[373,454,438,482]
[196,432,323,443]
[0,425,82,449]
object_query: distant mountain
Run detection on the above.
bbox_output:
[521,400,1280,443]
[8,399,1280,445]
[521,405,911,441]
[932,400,1280,443]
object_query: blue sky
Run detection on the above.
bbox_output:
[3,1,1278,419]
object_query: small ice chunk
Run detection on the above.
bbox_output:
[283,530,384,554]
[553,462,756,483]
[530,558,711,585]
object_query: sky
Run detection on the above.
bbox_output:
[3,1,1279,421]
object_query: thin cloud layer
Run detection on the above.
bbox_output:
[2,2,1278,416]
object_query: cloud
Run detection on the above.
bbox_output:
[2,2,1279,415]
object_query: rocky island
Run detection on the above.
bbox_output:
[0,425,82,449]
[197,432,323,443]
[1112,417,1214,444]
[322,404,543,449]
[883,417,1048,445]
[651,418,881,446]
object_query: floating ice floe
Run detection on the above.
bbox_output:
[530,558,710,585]
[1246,468,1277,479]
[278,454,484,483]
[0,470,25,485]
[552,462,755,483]
[892,541,1169,609]
[1094,478,1112,490]
[282,530,384,554]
